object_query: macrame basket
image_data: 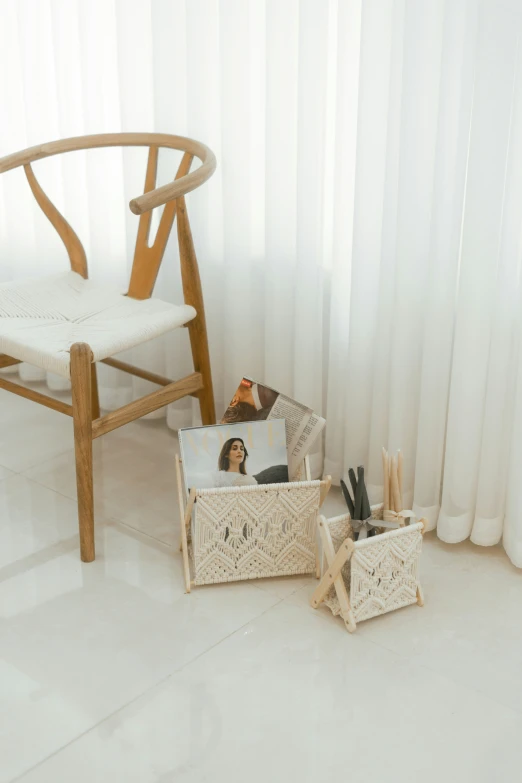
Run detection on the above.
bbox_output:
[312,504,425,633]
[175,456,331,591]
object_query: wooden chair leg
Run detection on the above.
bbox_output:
[189,321,216,426]
[71,343,95,562]
[91,363,100,420]
[177,196,216,425]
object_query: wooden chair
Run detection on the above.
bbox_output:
[0,133,217,562]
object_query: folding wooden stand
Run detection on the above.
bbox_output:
[311,511,425,633]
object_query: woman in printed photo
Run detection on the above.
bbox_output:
[212,438,258,487]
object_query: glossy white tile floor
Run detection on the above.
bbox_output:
[1,384,522,783]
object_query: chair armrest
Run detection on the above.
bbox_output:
[0,133,217,215]
[129,154,216,214]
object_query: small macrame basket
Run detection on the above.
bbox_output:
[311,504,425,633]
[175,456,331,591]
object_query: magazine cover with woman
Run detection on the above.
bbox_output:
[178,420,288,495]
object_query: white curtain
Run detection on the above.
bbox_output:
[2,0,522,566]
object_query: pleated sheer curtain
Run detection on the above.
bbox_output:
[2,0,522,566]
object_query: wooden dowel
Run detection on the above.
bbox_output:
[382,448,390,511]
[101,357,174,387]
[389,456,395,512]
[176,457,193,593]
[182,489,196,594]
[398,450,404,510]
[92,371,203,438]
[389,458,394,512]
[0,376,73,416]
[175,455,186,550]
[391,456,401,513]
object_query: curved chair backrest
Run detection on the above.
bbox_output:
[0,133,216,300]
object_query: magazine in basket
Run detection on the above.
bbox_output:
[222,377,325,479]
[178,419,289,495]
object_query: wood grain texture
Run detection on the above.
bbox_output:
[311,537,354,607]
[128,151,193,299]
[382,448,390,511]
[0,376,73,415]
[24,163,88,278]
[391,456,401,513]
[312,516,356,633]
[101,357,174,387]
[177,195,216,425]
[313,455,322,577]
[0,355,22,369]
[127,145,159,298]
[0,133,216,215]
[92,371,203,439]
[319,475,332,506]
[398,450,404,509]
[90,364,100,420]
[182,489,197,594]
[71,343,94,563]
[175,455,186,553]
[175,457,194,593]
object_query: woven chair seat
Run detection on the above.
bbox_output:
[0,271,196,378]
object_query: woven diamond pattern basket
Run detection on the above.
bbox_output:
[175,456,331,591]
[312,506,425,633]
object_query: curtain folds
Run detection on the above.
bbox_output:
[1,0,522,565]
